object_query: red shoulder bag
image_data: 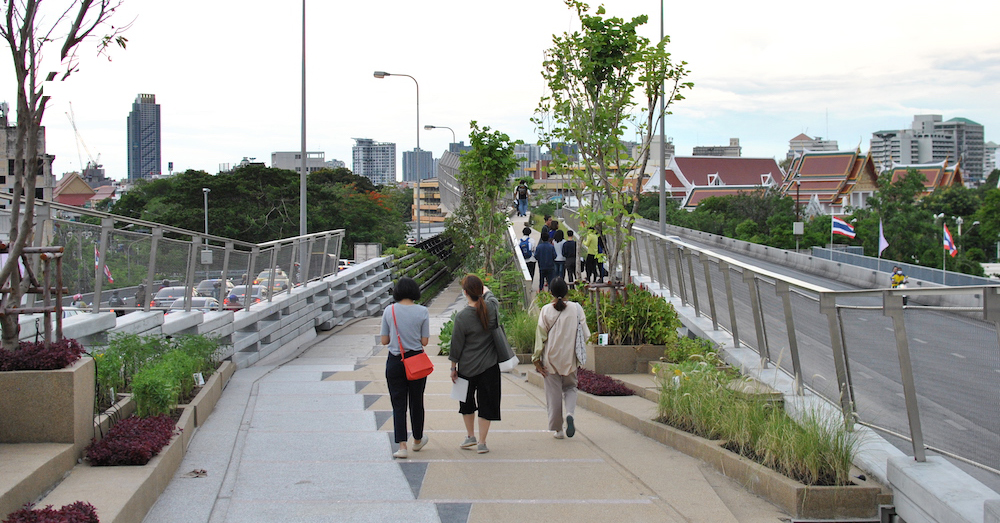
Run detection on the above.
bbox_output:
[392,305,433,380]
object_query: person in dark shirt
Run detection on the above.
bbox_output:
[534,237,557,291]
[563,230,578,285]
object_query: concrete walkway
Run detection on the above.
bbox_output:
[144,279,788,523]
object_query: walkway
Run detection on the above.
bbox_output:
[144,279,788,523]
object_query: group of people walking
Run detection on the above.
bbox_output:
[520,216,606,291]
[381,272,588,458]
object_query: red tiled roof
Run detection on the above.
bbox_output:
[672,157,782,187]
[797,152,854,178]
[683,186,767,208]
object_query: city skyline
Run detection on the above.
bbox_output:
[3,0,999,183]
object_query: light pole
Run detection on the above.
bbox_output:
[202,188,210,243]
[375,70,421,242]
[424,124,455,148]
[299,0,308,284]
[934,213,946,280]
[658,0,666,235]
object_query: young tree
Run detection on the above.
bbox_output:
[451,121,522,275]
[0,1,126,349]
[534,0,691,290]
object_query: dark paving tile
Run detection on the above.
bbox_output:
[374,410,392,430]
[364,394,383,410]
[436,503,471,523]
[320,371,337,380]
[398,462,427,499]
[354,380,371,393]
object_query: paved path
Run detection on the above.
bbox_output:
[144,280,788,523]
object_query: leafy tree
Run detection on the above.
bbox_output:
[450,121,522,275]
[0,0,126,349]
[534,0,691,288]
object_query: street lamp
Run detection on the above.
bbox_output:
[424,125,456,149]
[375,70,422,242]
[202,188,210,241]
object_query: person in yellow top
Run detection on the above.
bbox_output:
[582,227,599,283]
[890,266,907,288]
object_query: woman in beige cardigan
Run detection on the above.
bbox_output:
[532,277,590,439]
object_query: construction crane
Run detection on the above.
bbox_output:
[65,102,101,173]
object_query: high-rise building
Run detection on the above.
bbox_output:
[0,104,54,211]
[985,141,999,177]
[787,134,838,160]
[402,148,433,182]
[352,138,396,186]
[693,138,741,157]
[271,151,327,173]
[126,94,161,180]
[514,144,541,179]
[870,115,985,180]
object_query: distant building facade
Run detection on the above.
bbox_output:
[0,104,54,211]
[352,138,396,186]
[402,148,434,182]
[514,143,542,179]
[271,151,327,174]
[787,134,838,160]
[870,115,985,180]
[126,94,161,180]
[986,141,999,177]
[693,138,741,157]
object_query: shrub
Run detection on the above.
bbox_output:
[131,364,179,417]
[0,339,86,371]
[593,284,680,346]
[172,335,219,376]
[85,414,177,466]
[663,336,716,364]
[577,368,635,396]
[503,308,537,354]
[2,501,99,523]
[159,351,199,400]
[437,312,456,356]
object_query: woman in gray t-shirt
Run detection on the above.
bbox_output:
[380,277,431,459]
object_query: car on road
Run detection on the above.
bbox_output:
[227,285,266,308]
[337,259,354,271]
[253,268,290,293]
[151,286,197,310]
[195,278,234,299]
[166,297,222,314]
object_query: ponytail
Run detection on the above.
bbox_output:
[462,274,490,330]
[550,277,568,311]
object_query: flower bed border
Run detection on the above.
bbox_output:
[525,369,883,519]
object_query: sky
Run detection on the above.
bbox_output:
[5,0,1000,182]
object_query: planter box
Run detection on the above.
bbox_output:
[516,353,533,365]
[0,357,95,457]
[584,344,665,374]
[93,395,137,444]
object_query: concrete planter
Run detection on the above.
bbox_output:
[584,344,665,374]
[184,360,234,427]
[0,357,95,458]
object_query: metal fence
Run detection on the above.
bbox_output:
[628,225,1000,478]
[4,195,343,315]
[812,246,997,287]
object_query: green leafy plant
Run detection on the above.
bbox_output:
[587,284,680,346]
[437,312,456,356]
[663,336,716,364]
[502,308,538,354]
[131,364,179,418]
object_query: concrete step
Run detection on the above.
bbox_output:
[0,443,77,517]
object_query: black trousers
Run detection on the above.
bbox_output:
[386,352,427,443]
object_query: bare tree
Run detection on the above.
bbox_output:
[0,0,126,349]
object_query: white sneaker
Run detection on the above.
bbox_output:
[393,448,408,459]
[412,436,428,452]
[553,430,565,439]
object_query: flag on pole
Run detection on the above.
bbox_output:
[95,245,114,283]
[943,224,957,257]
[878,219,889,256]
[831,216,856,238]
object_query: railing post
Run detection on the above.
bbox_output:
[144,228,162,312]
[654,235,668,293]
[983,287,1000,350]
[320,233,332,277]
[719,261,740,348]
[820,292,856,430]
[686,248,700,317]
[775,281,804,395]
[742,269,769,367]
[632,232,643,278]
[674,245,688,305]
[185,236,201,312]
[92,217,113,314]
[267,245,279,302]
[883,290,924,459]
[222,241,233,285]
[699,251,718,330]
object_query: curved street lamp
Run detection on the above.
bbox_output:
[375,70,422,242]
[424,124,456,148]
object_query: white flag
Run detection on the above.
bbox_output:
[878,219,889,257]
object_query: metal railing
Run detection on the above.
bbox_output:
[2,194,343,315]
[812,246,997,287]
[626,223,1000,479]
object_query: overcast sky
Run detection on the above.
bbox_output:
[6,0,1000,182]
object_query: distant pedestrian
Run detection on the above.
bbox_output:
[540,215,552,241]
[514,180,531,217]
[533,278,590,439]
[135,284,146,309]
[519,227,536,280]
[160,279,170,291]
[108,290,125,317]
[548,219,560,241]
[381,277,431,459]
[535,236,556,291]
[449,274,501,454]
[553,229,566,281]
[563,230,578,285]
[583,227,599,283]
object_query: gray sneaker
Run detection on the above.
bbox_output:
[477,443,489,454]
[460,436,477,449]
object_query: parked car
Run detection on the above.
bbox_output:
[151,286,197,310]
[195,278,234,299]
[253,268,290,293]
[166,297,221,314]
[337,259,354,271]
[227,285,266,308]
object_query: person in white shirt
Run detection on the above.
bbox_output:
[553,229,566,282]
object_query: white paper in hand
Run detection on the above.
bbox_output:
[451,377,469,401]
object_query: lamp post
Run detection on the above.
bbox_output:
[375,70,421,242]
[934,213,946,281]
[658,0,666,235]
[202,188,210,243]
[298,0,308,285]
[424,124,455,149]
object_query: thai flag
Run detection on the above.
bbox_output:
[831,216,856,238]
[943,224,957,257]
[95,245,114,283]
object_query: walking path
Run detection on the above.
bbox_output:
[144,279,788,522]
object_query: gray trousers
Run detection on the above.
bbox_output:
[544,371,578,432]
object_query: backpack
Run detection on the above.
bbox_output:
[519,237,532,259]
[516,185,528,198]
[562,240,577,259]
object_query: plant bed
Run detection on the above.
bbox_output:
[85,415,178,467]
[584,343,666,374]
[2,500,99,523]
[577,368,634,396]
